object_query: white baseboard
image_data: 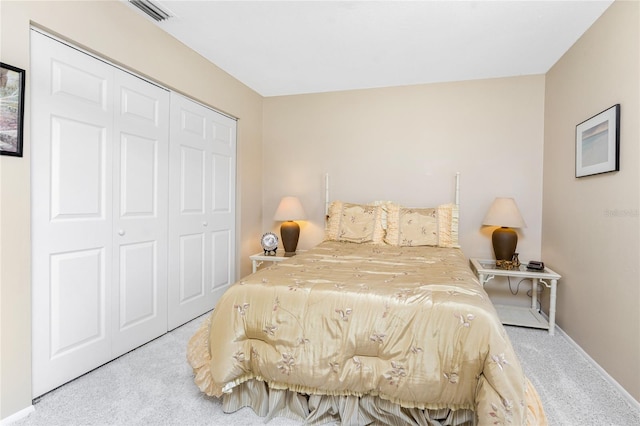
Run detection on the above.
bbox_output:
[0,405,35,425]
[554,323,640,412]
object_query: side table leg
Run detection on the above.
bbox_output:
[478,273,486,286]
[531,278,538,310]
[549,279,557,335]
[252,260,258,274]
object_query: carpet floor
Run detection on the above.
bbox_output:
[13,313,640,426]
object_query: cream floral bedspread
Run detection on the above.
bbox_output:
[188,241,545,425]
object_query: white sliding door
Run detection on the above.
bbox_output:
[168,93,236,330]
[31,31,169,396]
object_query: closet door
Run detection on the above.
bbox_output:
[31,32,115,397]
[31,31,170,396]
[168,93,236,329]
[111,71,169,357]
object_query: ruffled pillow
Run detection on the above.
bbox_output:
[437,203,460,248]
[385,203,459,247]
[325,201,385,244]
[385,204,438,246]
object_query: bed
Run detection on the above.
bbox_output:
[187,177,546,425]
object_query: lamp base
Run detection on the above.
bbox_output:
[492,227,517,264]
[280,221,300,256]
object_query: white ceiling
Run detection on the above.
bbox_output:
[130,1,614,97]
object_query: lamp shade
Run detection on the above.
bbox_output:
[482,198,526,228]
[274,196,306,221]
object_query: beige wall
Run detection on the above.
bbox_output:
[2,0,636,421]
[263,76,545,267]
[0,0,263,419]
[543,0,639,401]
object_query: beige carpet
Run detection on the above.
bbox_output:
[13,313,640,426]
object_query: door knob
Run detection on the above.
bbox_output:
[118,229,125,236]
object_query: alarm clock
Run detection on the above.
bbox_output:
[260,232,278,255]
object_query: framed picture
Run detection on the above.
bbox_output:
[575,104,620,178]
[0,62,25,157]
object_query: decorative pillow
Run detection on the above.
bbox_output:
[385,204,438,246]
[437,203,460,248]
[325,201,385,244]
[371,200,394,230]
[384,203,460,247]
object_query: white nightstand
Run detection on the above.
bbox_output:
[250,252,304,273]
[470,258,561,335]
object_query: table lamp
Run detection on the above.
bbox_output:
[274,196,306,256]
[482,197,526,265]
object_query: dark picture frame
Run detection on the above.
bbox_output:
[575,104,620,178]
[0,62,26,157]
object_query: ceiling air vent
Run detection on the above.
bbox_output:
[128,0,173,22]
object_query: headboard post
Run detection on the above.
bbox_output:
[455,171,460,207]
[325,173,330,216]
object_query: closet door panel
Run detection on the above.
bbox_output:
[211,153,232,212]
[31,32,114,397]
[208,114,236,292]
[118,241,156,326]
[50,118,106,219]
[169,95,210,328]
[111,71,169,357]
[50,248,106,356]
[50,59,107,108]
[212,230,231,289]
[176,144,206,306]
[120,133,156,215]
[179,233,206,302]
[181,146,206,212]
[168,93,236,329]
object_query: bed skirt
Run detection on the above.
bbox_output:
[220,379,547,425]
[221,379,477,425]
